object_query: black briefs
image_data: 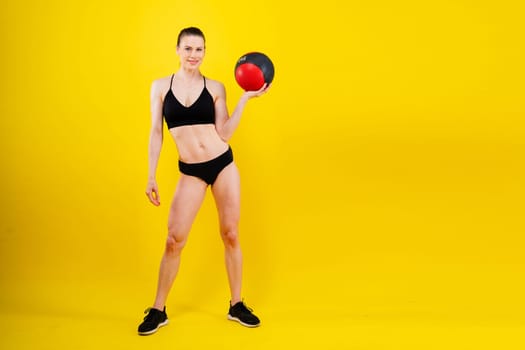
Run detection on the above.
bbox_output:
[178,147,233,185]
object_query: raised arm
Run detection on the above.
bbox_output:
[214,82,269,141]
[145,79,165,206]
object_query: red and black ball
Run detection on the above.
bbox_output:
[234,52,274,91]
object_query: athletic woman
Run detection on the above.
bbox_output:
[138,27,269,335]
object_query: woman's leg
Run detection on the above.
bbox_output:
[211,162,242,304]
[152,175,208,310]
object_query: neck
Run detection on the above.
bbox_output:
[177,68,202,81]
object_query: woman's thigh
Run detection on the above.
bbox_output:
[168,174,208,238]
[211,162,241,230]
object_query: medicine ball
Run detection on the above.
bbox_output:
[234,52,274,91]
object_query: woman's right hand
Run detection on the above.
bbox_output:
[145,179,160,206]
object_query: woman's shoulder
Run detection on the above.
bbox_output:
[150,75,173,95]
[152,74,173,87]
[204,77,225,95]
[204,76,224,87]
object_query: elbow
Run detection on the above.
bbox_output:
[215,126,231,142]
[149,129,163,149]
[150,126,163,139]
[218,133,230,142]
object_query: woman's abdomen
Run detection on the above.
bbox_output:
[169,125,228,163]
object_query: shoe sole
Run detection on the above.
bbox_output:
[138,319,169,336]
[227,315,260,328]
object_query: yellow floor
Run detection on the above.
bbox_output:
[2,263,524,350]
[1,308,524,350]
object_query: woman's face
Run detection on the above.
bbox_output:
[177,35,205,70]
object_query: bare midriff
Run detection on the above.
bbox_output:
[169,124,228,163]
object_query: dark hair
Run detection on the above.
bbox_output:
[177,27,206,47]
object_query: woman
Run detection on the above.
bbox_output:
[138,27,269,336]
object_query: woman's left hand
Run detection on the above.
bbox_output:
[244,83,271,99]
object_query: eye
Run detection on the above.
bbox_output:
[196,48,203,52]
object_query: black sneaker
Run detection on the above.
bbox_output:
[227,301,261,327]
[138,307,169,335]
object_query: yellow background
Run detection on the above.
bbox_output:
[1,0,524,348]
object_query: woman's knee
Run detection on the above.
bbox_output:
[165,227,187,255]
[165,235,186,255]
[221,226,239,248]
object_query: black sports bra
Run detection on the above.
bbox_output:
[162,74,216,129]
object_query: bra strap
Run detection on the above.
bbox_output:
[169,74,174,89]
[203,76,206,87]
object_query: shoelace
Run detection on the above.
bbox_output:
[143,308,161,321]
[236,301,254,313]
